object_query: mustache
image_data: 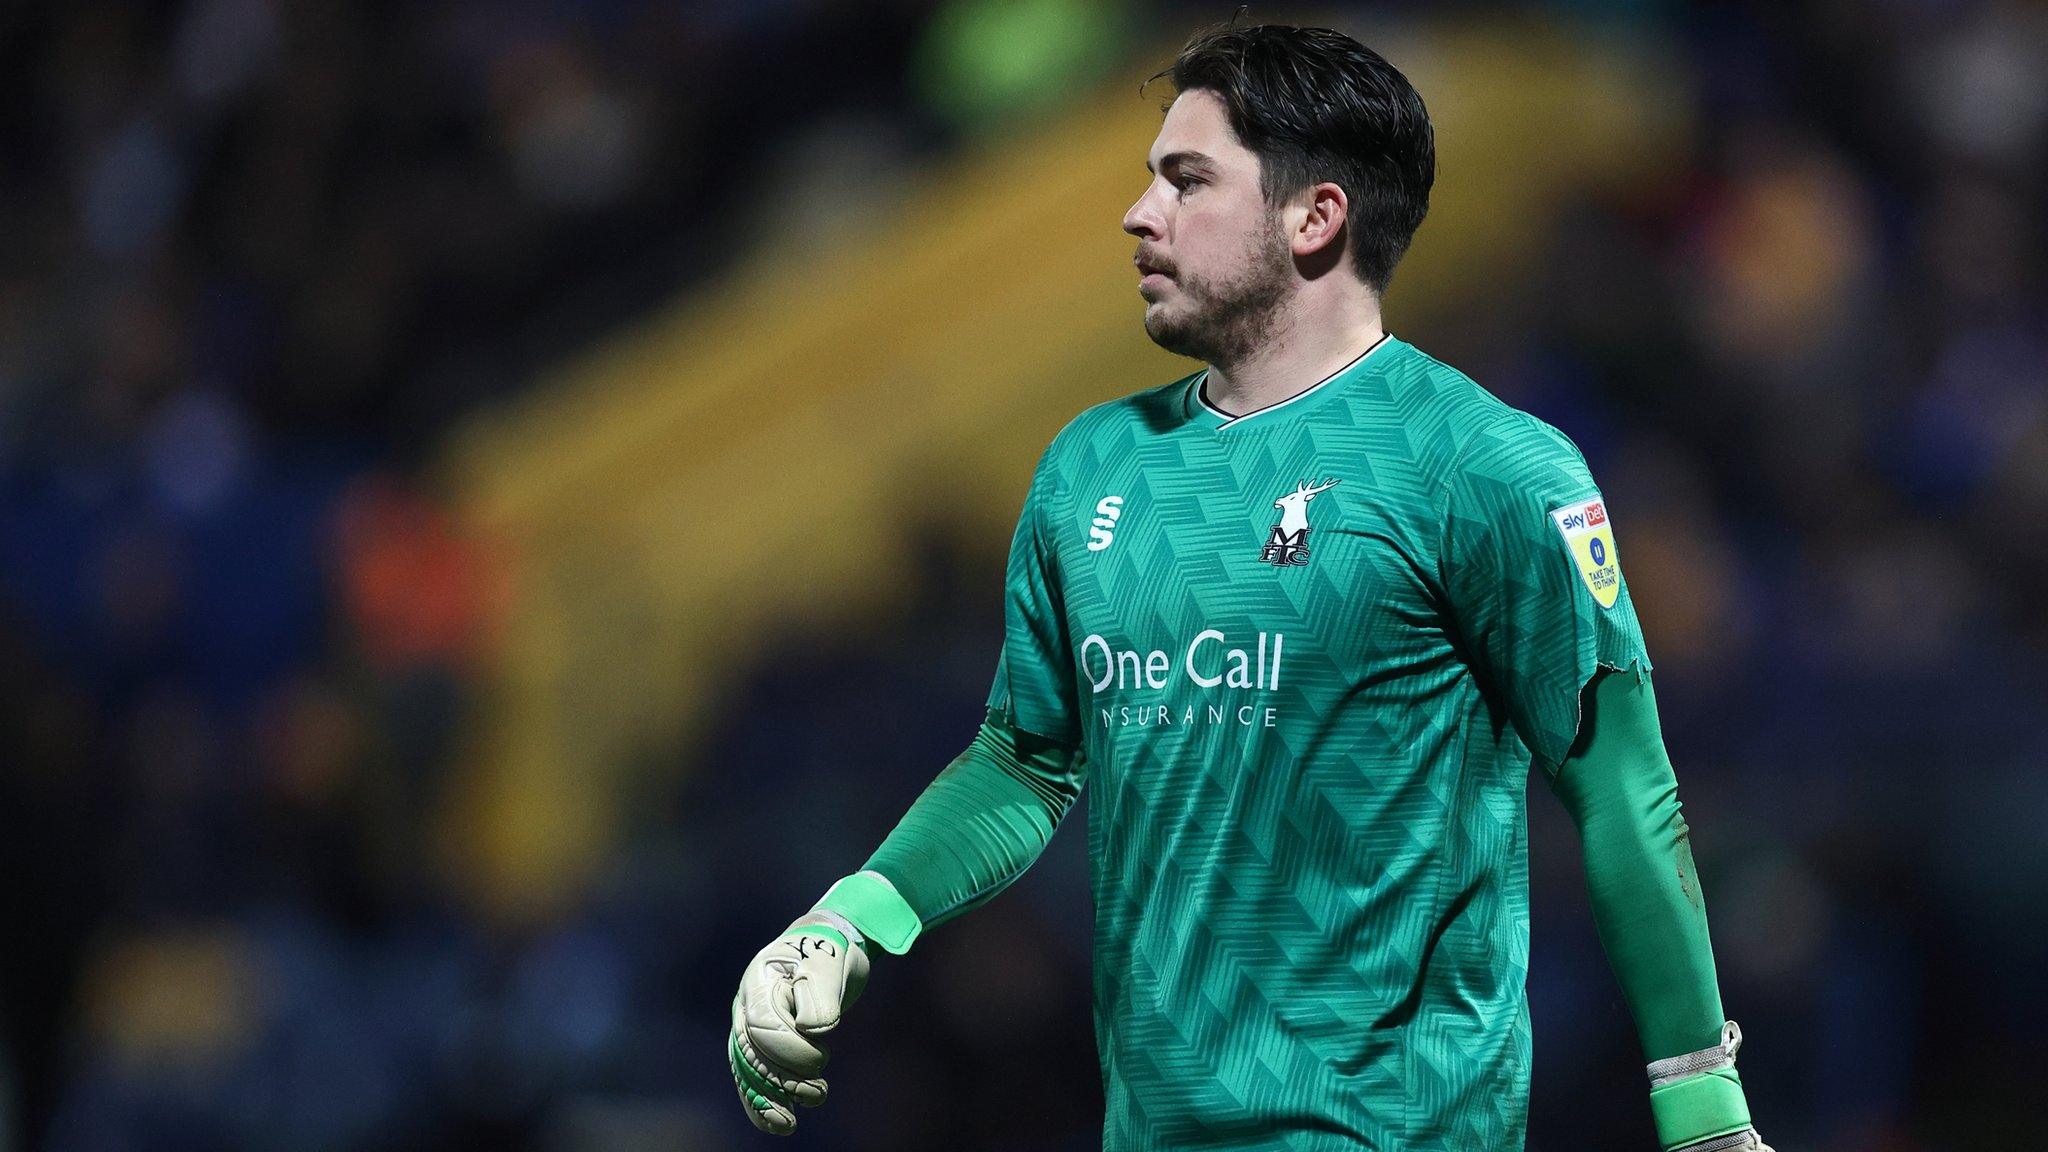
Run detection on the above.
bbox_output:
[1134,245,1176,277]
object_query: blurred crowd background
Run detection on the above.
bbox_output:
[2,1,2045,1150]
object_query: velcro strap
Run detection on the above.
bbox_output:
[816,870,923,955]
[788,920,850,951]
[1649,1066,1751,1151]
[1649,1020,1742,1087]
[1679,1130,1759,1152]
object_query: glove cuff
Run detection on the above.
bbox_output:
[793,908,865,953]
[1673,1129,1763,1152]
[1647,1021,1753,1151]
[816,870,922,955]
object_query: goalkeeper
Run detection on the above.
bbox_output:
[731,21,1772,1152]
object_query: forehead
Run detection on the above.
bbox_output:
[1148,89,1251,167]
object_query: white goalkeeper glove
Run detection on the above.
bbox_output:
[728,909,870,1135]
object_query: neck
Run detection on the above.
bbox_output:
[1203,294,1386,417]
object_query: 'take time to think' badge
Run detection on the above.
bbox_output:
[1549,497,1621,609]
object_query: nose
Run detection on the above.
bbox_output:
[1123,185,1164,240]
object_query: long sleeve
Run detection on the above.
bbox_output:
[819,713,1085,953]
[819,431,1088,954]
[1547,666,1726,1060]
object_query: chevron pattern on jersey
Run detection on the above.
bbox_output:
[984,337,1652,1151]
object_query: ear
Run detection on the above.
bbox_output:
[1290,181,1349,262]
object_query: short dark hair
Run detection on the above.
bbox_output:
[1154,23,1436,292]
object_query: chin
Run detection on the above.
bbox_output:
[1141,309,1199,359]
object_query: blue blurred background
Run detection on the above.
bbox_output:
[1,1,2044,1149]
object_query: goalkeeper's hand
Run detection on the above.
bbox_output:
[728,910,870,1135]
[1651,1021,1773,1152]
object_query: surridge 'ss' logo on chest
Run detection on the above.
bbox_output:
[1087,495,1125,552]
[1260,478,1340,566]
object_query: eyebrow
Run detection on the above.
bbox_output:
[1145,149,1218,175]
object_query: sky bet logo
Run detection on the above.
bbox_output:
[1555,500,1606,532]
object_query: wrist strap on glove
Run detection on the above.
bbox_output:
[1647,1021,1753,1151]
[1671,1130,1764,1152]
[816,871,923,955]
[792,908,866,953]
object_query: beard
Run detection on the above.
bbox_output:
[1139,211,1294,366]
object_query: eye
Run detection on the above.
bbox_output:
[1173,175,1202,197]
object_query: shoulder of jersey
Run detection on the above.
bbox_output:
[1046,370,1204,456]
[1391,346,1589,486]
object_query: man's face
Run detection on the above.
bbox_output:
[1123,89,1295,365]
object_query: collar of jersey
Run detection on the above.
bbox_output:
[1185,332,1401,432]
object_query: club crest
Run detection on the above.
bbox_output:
[1261,478,1340,566]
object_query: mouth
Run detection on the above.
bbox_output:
[1135,256,1173,296]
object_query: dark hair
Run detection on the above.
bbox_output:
[1154,23,1435,292]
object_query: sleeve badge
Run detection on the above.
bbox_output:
[1548,497,1622,609]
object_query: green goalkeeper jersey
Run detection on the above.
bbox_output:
[986,334,1653,1151]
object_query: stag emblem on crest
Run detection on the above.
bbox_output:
[1260,478,1341,566]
